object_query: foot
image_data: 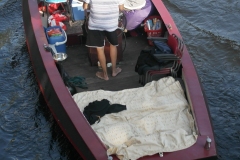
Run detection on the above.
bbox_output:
[112,67,122,77]
[96,72,109,80]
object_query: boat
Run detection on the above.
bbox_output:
[22,0,218,159]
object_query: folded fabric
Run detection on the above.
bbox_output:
[153,40,173,54]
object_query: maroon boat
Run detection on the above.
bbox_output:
[22,0,217,159]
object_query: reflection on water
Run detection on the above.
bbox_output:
[1,0,240,159]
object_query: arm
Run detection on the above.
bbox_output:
[83,1,90,18]
[83,2,89,10]
[119,4,124,11]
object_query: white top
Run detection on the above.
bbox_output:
[84,0,125,31]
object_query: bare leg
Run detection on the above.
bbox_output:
[96,47,109,80]
[110,44,122,76]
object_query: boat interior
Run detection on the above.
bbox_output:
[32,0,218,159]
[39,0,185,94]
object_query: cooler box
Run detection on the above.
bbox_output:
[45,26,67,53]
[71,0,85,21]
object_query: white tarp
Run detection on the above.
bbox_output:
[73,77,197,160]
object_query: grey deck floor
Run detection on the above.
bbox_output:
[62,34,151,92]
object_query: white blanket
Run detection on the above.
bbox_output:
[73,77,197,160]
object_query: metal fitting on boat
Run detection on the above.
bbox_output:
[204,136,211,150]
[159,152,163,157]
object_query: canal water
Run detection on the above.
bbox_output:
[0,0,240,159]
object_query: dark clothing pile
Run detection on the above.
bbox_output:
[135,40,174,75]
[135,49,161,75]
[83,99,126,125]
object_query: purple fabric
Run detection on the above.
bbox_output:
[123,0,152,30]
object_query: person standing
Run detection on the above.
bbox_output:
[83,0,124,80]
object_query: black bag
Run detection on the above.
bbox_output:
[135,48,174,75]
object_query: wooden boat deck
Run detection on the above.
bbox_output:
[61,32,151,92]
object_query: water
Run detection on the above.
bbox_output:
[0,0,240,159]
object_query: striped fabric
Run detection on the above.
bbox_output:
[84,0,125,31]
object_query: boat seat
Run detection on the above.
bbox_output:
[138,34,184,85]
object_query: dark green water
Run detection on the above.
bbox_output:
[0,0,240,159]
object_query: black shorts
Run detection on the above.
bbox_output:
[85,29,118,47]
